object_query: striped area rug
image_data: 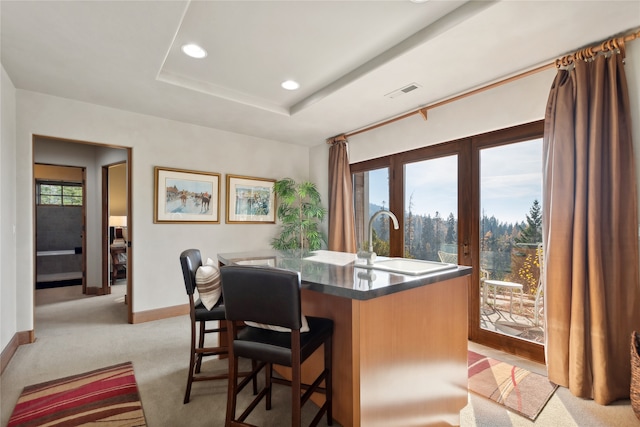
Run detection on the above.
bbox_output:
[468,350,558,420]
[8,361,146,427]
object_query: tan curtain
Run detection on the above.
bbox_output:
[543,43,640,404]
[327,135,357,253]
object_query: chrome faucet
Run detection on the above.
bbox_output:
[360,210,400,264]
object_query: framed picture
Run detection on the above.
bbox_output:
[226,175,276,223]
[154,167,220,223]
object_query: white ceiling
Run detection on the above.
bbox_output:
[2,1,639,147]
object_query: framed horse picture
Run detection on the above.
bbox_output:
[226,175,276,224]
[154,167,221,223]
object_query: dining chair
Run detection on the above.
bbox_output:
[220,265,333,427]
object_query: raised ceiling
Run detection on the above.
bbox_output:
[2,1,639,146]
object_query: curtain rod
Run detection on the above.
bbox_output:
[343,28,640,140]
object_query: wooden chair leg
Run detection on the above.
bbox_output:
[184,319,197,404]
[226,345,239,425]
[252,360,258,395]
[195,320,205,373]
[292,360,302,427]
[325,338,333,426]
[265,363,272,410]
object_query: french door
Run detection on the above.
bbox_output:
[351,121,545,362]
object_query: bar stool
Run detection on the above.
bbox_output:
[220,265,333,427]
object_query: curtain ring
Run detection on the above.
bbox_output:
[618,38,626,59]
[564,55,573,67]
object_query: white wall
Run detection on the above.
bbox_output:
[348,67,556,162]
[1,66,17,351]
[348,41,640,187]
[13,91,310,337]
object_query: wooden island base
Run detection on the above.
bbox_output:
[289,274,469,427]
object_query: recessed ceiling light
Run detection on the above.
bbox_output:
[181,43,207,59]
[281,80,300,91]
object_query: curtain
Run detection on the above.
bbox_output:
[327,135,357,253]
[543,44,640,404]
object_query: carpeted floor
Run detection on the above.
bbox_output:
[2,284,638,427]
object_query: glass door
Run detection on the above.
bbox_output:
[350,121,545,362]
[477,136,544,353]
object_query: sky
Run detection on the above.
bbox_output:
[368,138,542,225]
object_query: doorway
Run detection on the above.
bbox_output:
[34,165,86,292]
[33,135,132,323]
[102,163,128,296]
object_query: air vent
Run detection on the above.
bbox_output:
[385,83,422,99]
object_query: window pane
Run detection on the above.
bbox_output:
[62,185,83,205]
[479,138,543,344]
[41,195,62,205]
[37,182,82,206]
[404,155,458,262]
[353,167,390,255]
[63,196,83,206]
[40,184,61,196]
[62,186,82,197]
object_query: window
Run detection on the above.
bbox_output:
[350,121,546,362]
[36,181,83,206]
[404,155,458,261]
[353,166,391,255]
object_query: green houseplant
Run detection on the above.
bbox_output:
[271,178,327,252]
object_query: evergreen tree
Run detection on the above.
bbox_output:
[405,193,415,257]
[515,199,542,244]
[445,213,456,244]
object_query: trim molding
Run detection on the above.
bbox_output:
[1,330,34,374]
[131,303,189,324]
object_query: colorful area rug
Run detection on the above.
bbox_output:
[8,361,146,427]
[468,350,558,420]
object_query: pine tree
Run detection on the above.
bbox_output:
[515,199,542,244]
[445,212,456,244]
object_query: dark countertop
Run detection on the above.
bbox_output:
[218,250,472,301]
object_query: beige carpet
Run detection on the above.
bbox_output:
[2,284,638,427]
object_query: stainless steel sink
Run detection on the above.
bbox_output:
[358,258,458,275]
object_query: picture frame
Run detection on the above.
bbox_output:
[154,166,220,223]
[226,175,276,224]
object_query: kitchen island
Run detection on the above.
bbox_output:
[218,250,471,427]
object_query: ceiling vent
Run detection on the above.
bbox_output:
[385,83,422,99]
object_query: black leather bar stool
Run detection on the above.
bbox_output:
[180,249,257,404]
[220,265,333,427]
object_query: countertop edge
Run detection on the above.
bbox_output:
[218,250,472,301]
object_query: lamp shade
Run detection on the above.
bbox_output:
[109,216,127,227]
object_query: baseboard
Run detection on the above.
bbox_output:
[131,303,189,324]
[1,330,34,375]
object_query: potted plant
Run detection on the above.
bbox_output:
[271,178,327,253]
